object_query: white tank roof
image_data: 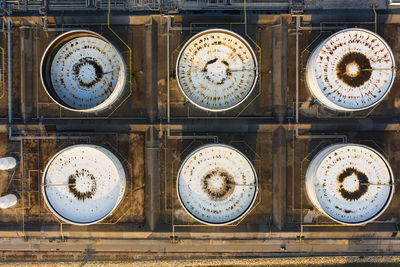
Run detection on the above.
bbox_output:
[306,28,395,111]
[42,144,126,225]
[177,144,258,225]
[41,30,126,113]
[176,29,258,112]
[306,144,394,225]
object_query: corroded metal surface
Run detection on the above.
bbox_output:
[306,144,394,225]
[41,30,126,112]
[306,28,395,111]
[176,29,258,112]
[42,145,126,225]
[177,144,258,225]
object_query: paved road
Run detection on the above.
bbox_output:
[1,237,400,254]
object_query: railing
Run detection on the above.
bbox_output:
[0,0,291,12]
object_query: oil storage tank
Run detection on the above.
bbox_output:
[177,144,258,225]
[306,143,394,225]
[40,30,126,113]
[176,29,258,112]
[306,28,395,111]
[42,144,126,225]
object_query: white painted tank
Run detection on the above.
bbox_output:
[0,157,17,170]
[42,144,126,225]
[176,29,258,112]
[306,143,394,225]
[0,193,18,209]
[306,28,395,111]
[177,144,258,225]
[41,30,126,113]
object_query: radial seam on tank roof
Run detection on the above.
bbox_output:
[306,28,395,111]
[305,143,394,225]
[176,29,259,112]
[176,144,258,225]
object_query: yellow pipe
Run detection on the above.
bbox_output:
[22,193,26,239]
[372,4,377,33]
[0,46,5,99]
[60,223,65,240]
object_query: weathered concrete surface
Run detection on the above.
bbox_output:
[19,21,33,123]
[272,16,288,123]
[272,126,287,230]
[145,127,160,231]
[145,18,158,123]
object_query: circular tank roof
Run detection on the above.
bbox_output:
[177,144,258,225]
[41,30,126,113]
[306,28,395,111]
[306,144,394,225]
[42,144,126,225]
[176,29,258,112]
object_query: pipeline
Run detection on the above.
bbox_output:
[8,128,91,142]
[7,20,12,125]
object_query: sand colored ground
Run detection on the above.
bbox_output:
[1,256,400,267]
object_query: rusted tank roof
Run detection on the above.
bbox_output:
[177,144,258,225]
[42,145,126,225]
[306,28,395,111]
[176,29,258,112]
[41,30,126,113]
[306,144,394,225]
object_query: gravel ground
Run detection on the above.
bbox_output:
[1,256,400,267]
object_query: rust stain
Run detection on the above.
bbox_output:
[201,168,235,200]
[336,167,369,201]
[68,169,97,201]
[336,52,372,88]
[72,57,104,88]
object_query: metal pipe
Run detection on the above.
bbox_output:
[288,26,346,32]
[20,139,26,240]
[37,140,40,222]
[20,24,31,124]
[8,128,91,142]
[372,4,377,33]
[7,20,12,125]
[296,134,347,143]
[35,24,39,118]
[166,134,218,143]
[166,15,170,136]
[295,16,299,126]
